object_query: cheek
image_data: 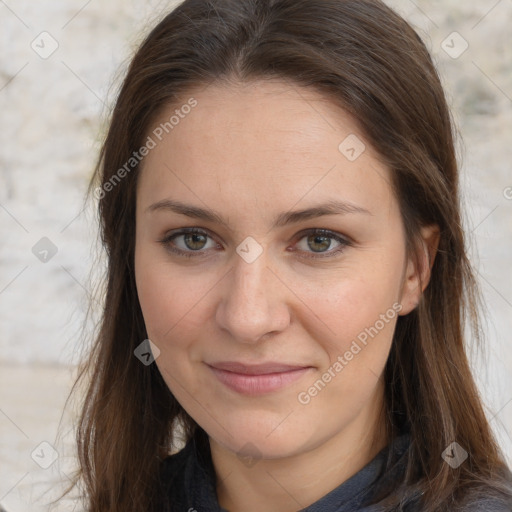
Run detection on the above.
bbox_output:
[293,275,400,426]
[135,236,404,353]
[134,253,214,398]
[309,284,398,379]
[292,251,404,408]
[301,257,403,343]
[134,247,220,351]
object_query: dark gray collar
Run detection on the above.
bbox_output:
[160,430,416,512]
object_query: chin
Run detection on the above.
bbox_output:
[219,431,306,461]
[206,409,319,460]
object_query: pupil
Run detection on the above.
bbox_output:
[185,233,206,250]
[309,235,330,252]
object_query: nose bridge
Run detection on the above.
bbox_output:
[216,246,289,343]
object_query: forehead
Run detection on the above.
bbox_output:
[136,80,395,222]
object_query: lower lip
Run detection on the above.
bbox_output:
[208,366,311,395]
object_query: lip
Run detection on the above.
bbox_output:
[206,361,313,395]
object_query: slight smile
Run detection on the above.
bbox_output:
[206,361,314,395]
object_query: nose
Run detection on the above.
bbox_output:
[215,248,291,344]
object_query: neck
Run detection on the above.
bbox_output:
[210,385,389,512]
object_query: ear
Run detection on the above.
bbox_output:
[398,224,440,316]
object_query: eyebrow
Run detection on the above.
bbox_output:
[145,198,372,229]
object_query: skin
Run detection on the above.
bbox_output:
[134,79,439,512]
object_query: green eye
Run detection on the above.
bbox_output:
[160,228,217,258]
[293,229,350,259]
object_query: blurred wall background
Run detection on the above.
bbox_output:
[1,0,511,510]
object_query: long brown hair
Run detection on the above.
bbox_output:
[70,1,512,510]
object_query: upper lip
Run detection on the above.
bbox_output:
[207,361,311,375]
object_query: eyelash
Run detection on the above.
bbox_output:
[158,227,351,260]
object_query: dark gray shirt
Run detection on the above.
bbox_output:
[159,430,512,511]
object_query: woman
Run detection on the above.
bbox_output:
[72,0,512,510]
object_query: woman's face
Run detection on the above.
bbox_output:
[134,80,424,459]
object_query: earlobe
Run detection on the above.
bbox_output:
[398,224,440,315]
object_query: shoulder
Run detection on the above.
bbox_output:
[398,476,512,512]
[456,497,512,511]
[161,431,211,478]
[158,442,195,512]
[160,441,194,484]
[162,443,192,469]
[454,486,512,512]
[403,492,512,512]
[158,433,220,512]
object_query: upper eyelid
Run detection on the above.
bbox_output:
[163,227,222,245]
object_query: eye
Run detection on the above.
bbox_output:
[159,227,351,259]
[292,228,351,259]
[159,228,219,258]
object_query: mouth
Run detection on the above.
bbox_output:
[206,361,313,395]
